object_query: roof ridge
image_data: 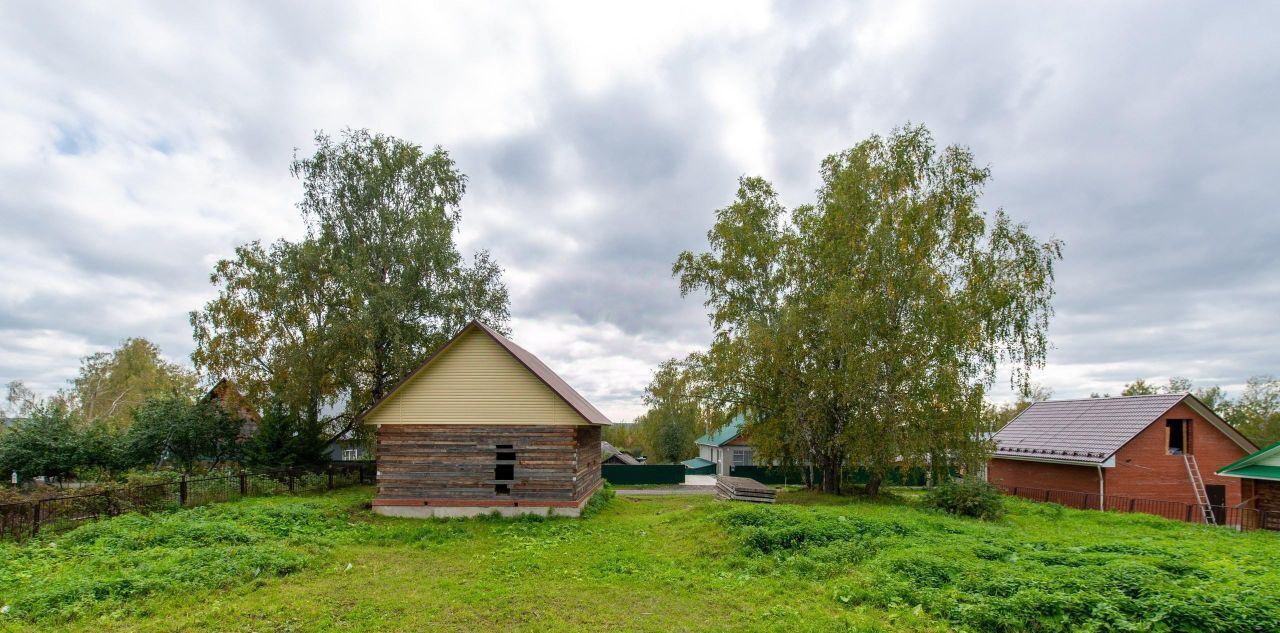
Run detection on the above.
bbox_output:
[1028,392,1187,406]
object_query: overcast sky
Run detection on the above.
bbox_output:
[2,1,1278,421]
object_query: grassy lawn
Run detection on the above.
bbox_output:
[1,486,1277,632]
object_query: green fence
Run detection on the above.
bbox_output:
[602,464,686,485]
[728,465,932,487]
[729,465,820,485]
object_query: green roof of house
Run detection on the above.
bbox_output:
[682,457,715,469]
[1217,440,1280,480]
[696,414,745,447]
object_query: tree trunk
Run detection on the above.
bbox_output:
[865,473,883,497]
[820,457,841,495]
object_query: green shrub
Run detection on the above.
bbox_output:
[922,478,1005,520]
[580,483,615,519]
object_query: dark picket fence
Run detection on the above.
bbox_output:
[601,464,686,485]
[998,484,1277,531]
[0,463,375,541]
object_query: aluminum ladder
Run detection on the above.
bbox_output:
[1184,454,1213,524]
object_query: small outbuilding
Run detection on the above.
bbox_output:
[1216,441,1280,530]
[989,393,1256,521]
[359,321,611,517]
[601,441,642,465]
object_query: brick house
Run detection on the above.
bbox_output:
[1216,441,1280,530]
[988,394,1256,519]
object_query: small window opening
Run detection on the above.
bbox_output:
[495,444,515,494]
[1166,420,1189,455]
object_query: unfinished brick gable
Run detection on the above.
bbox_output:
[1108,402,1249,506]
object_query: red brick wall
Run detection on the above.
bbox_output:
[988,457,1099,494]
[1107,402,1249,507]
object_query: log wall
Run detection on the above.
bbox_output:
[376,424,601,504]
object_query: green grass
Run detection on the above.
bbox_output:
[1,486,1277,632]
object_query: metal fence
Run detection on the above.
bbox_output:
[0,463,375,541]
[601,464,686,485]
[998,484,1278,531]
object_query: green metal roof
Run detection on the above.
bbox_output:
[682,457,714,469]
[696,414,745,447]
[1218,465,1280,481]
[1217,439,1280,478]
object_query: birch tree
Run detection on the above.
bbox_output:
[676,124,1062,494]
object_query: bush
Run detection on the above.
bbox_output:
[580,483,615,519]
[922,478,1005,520]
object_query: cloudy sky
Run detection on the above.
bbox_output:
[2,1,1277,421]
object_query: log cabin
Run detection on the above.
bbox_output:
[359,321,611,517]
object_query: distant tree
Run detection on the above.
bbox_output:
[634,360,703,463]
[1193,385,1233,416]
[675,124,1062,494]
[1164,376,1194,393]
[192,239,349,437]
[69,338,198,430]
[3,380,38,418]
[193,129,509,447]
[1232,376,1280,446]
[1121,378,1159,396]
[0,403,82,483]
[984,384,1054,431]
[76,421,127,478]
[242,401,330,469]
[124,394,243,473]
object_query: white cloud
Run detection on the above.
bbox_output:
[1,0,1278,415]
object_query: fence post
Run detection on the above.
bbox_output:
[1128,498,1135,512]
[287,469,295,492]
[1184,504,1193,522]
[327,466,334,490]
[31,501,40,537]
[239,471,248,496]
[179,475,188,506]
[1044,489,1051,502]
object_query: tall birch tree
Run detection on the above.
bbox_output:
[676,124,1062,494]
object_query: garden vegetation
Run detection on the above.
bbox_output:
[1,487,1276,632]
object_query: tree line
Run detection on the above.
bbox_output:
[1,129,510,484]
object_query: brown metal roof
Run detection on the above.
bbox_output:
[994,393,1214,464]
[358,320,611,426]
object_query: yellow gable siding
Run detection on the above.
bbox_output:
[364,329,587,426]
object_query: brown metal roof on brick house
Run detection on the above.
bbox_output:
[994,393,1253,465]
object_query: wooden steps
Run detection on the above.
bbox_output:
[716,475,777,504]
